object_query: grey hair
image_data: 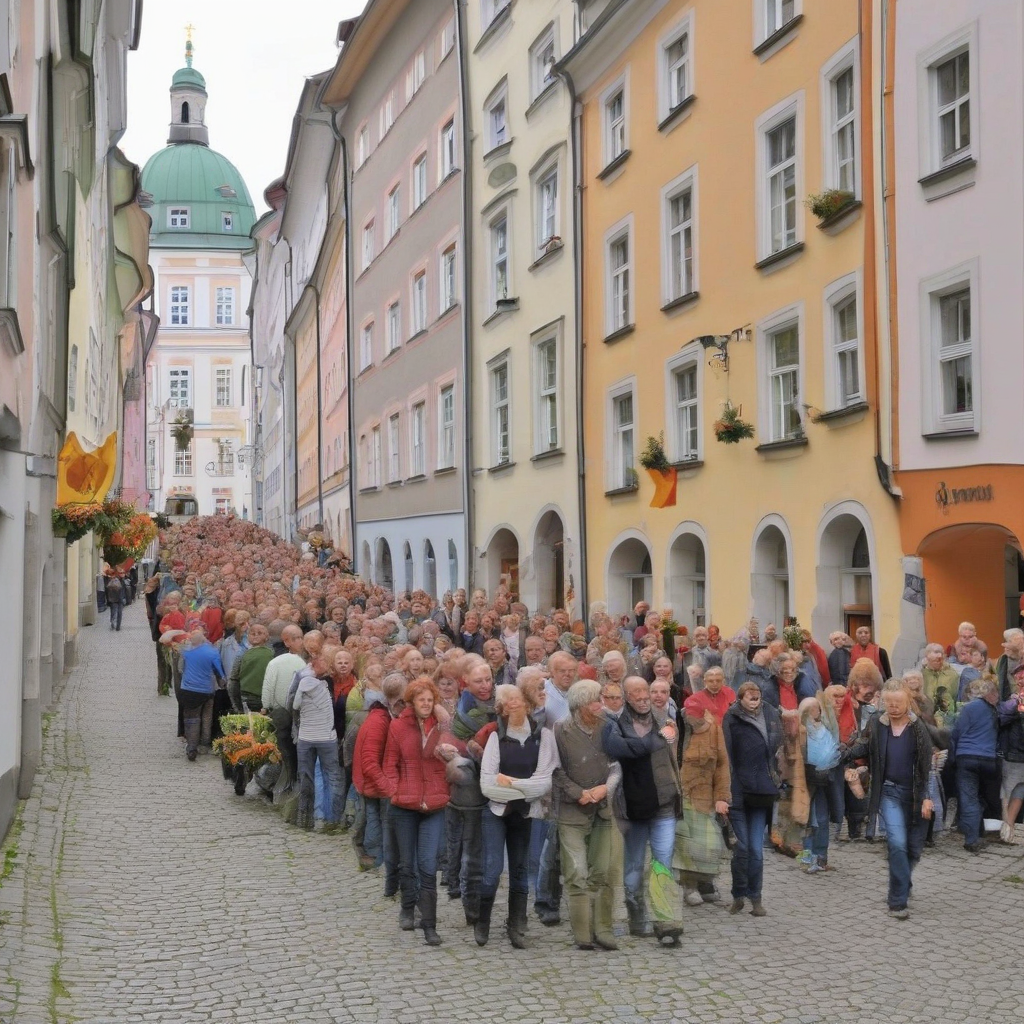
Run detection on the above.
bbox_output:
[494,683,522,716]
[968,676,998,700]
[568,679,602,712]
[881,678,907,695]
[381,672,407,700]
[923,642,945,658]
[602,649,626,666]
[1004,628,1024,642]
[902,669,924,683]
[516,665,545,688]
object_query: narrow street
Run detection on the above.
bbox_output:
[0,603,1019,1024]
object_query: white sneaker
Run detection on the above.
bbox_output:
[1000,822,1015,844]
[684,889,704,907]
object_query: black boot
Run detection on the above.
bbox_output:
[625,895,653,937]
[506,891,528,949]
[474,894,494,946]
[462,891,480,926]
[233,763,247,796]
[399,898,416,931]
[419,890,442,946]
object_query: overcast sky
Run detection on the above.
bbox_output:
[122,0,366,213]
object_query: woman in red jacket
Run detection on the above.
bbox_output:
[383,676,456,946]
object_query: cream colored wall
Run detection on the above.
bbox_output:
[580,1,904,646]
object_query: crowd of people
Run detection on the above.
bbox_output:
[143,516,1024,944]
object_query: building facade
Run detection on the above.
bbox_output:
[324,0,468,597]
[142,55,255,520]
[563,0,904,646]
[464,0,583,617]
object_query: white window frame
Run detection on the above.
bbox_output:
[412,271,428,335]
[215,367,232,408]
[362,220,375,270]
[356,125,369,168]
[490,212,512,307]
[359,321,374,371]
[529,24,558,101]
[755,93,804,261]
[68,345,78,412]
[411,402,426,476]
[440,245,457,313]
[386,301,401,354]
[221,212,233,232]
[388,412,401,481]
[916,25,978,179]
[660,165,698,304]
[820,40,860,197]
[482,0,510,30]
[533,331,560,455]
[168,367,191,408]
[600,73,629,167]
[534,161,560,254]
[665,346,703,463]
[412,153,428,210]
[486,81,509,152]
[754,0,800,46]
[215,286,235,326]
[169,285,191,327]
[174,443,194,477]
[168,207,190,229]
[440,18,456,60]
[656,13,695,124]
[371,426,382,488]
[920,259,979,436]
[146,437,157,490]
[438,385,456,469]
[386,186,400,243]
[604,216,633,336]
[440,119,457,178]
[756,302,804,443]
[490,356,511,466]
[380,91,395,137]
[606,378,638,490]
[822,272,865,411]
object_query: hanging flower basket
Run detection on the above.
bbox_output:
[172,421,193,451]
[713,402,755,444]
[645,468,677,508]
[51,502,104,544]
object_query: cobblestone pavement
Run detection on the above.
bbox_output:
[1,600,1022,1024]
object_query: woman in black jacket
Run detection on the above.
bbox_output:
[721,682,784,917]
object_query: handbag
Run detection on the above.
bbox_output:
[716,811,738,850]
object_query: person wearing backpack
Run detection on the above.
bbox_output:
[104,573,125,631]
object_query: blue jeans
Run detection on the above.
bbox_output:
[729,802,771,900]
[622,814,676,900]
[109,595,123,630]
[445,807,484,901]
[481,808,532,898]
[878,780,928,909]
[391,806,445,909]
[297,739,342,827]
[364,797,385,867]
[806,787,830,859]
[535,820,562,912]
[956,755,999,845]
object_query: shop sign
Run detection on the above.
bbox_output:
[935,481,993,513]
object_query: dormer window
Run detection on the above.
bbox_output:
[168,207,190,229]
[222,212,233,232]
[216,185,237,199]
[181,102,190,123]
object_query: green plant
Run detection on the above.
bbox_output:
[624,467,639,489]
[172,415,193,452]
[639,432,672,471]
[713,402,755,444]
[783,621,805,651]
[805,189,855,221]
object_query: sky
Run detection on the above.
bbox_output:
[122,0,367,213]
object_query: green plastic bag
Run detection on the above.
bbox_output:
[648,859,678,922]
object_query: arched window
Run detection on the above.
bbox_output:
[181,101,190,124]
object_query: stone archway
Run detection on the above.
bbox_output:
[812,505,876,640]
[606,534,653,618]
[485,527,519,601]
[533,510,565,615]
[668,527,708,633]
[375,538,393,593]
[751,517,793,629]
[423,540,438,599]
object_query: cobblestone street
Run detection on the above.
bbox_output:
[0,601,1020,1024]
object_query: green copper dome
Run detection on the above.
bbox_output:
[141,137,256,250]
[171,66,206,89]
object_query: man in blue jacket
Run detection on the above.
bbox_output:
[178,628,225,761]
[952,676,1000,853]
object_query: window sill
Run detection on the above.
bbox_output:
[603,323,635,344]
[660,291,699,314]
[671,458,703,472]
[0,307,26,355]
[815,199,862,233]
[918,156,976,190]
[752,14,804,59]
[483,299,520,326]
[434,303,460,325]
[525,81,559,121]
[407,329,428,344]
[596,149,631,181]
[484,139,514,163]
[433,465,457,477]
[405,473,427,484]
[528,242,564,271]
[356,364,375,378]
[382,347,401,364]
[657,94,696,134]
[531,448,564,463]
[814,401,869,424]
[922,428,979,441]
[474,3,514,53]
[386,480,403,489]
[754,242,805,272]
[605,483,639,497]
[358,486,380,495]
[487,461,516,475]
[755,435,808,455]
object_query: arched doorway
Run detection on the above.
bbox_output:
[533,510,565,614]
[813,509,875,639]
[403,542,414,594]
[447,540,458,592]
[607,535,653,617]
[375,538,393,593]
[423,540,437,598]
[486,527,519,601]
[752,520,792,628]
[668,529,707,632]
[361,539,372,580]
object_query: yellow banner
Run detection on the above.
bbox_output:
[56,431,118,506]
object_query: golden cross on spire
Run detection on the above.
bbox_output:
[184,23,195,67]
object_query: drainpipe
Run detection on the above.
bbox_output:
[454,0,473,594]
[311,284,325,526]
[554,63,589,622]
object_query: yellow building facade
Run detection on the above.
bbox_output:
[563,0,904,645]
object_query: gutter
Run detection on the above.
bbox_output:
[311,285,325,526]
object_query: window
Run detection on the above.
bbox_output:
[215,367,232,407]
[830,67,856,193]
[371,426,382,488]
[169,368,191,408]
[535,337,559,453]
[491,216,510,304]
[68,344,78,412]
[412,272,427,334]
[409,51,426,97]
[360,322,374,371]
[215,286,235,326]
[665,179,694,300]
[411,402,426,475]
[536,166,558,249]
[440,17,456,59]
[673,363,699,460]
[412,154,427,210]
[216,439,234,476]
[441,120,457,178]
[440,246,457,312]
[938,288,972,421]
[766,117,797,253]
[380,91,395,137]
[215,496,232,516]
[357,125,369,167]
[491,361,510,465]
[387,302,401,353]
[768,323,801,441]
[605,87,626,163]
[222,212,233,232]
[659,19,692,119]
[606,224,632,333]
[439,385,455,468]
[388,413,401,481]
[174,443,193,476]
[386,187,400,242]
[170,285,190,326]
[168,207,189,229]
[765,0,796,37]
[611,390,635,488]
[917,28,977,187]
[530,26,557,100]
[146,437,157,490]
[935,51,969,165]
[488,92,508,151]
[483,0,510,29]
[819,273,865,413]
[362,220,375,270]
